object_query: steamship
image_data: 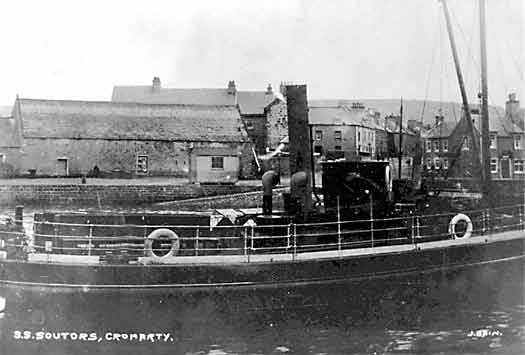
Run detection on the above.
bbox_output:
[0,84,523,290]
[0,0,524,290]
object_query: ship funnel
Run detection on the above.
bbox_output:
[286,85,312,220]
[262,170,278,215]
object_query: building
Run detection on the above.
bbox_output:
[422,93,525,180]
[487,93,525,179]
[308,105,376,160]
[421,111,484,178]
[6,98,249,182]
[112,77,281,156]
[0,114,22,177]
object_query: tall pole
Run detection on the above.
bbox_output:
[398,97,403,179]
[441,0,481,173]
[479,0,492,206]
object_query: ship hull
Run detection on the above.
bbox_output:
[0,230,523,290]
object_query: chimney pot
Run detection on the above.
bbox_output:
[227,80,237,95]
[152,77,161,93]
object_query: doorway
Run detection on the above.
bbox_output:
[56,158,68,176]
[501,158,510,178]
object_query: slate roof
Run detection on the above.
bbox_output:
[237,91,276,115]
[16,99,247,143]
[112,81,277,115]
[111,86,236,106]
[488,113,524,135]
[308,105,380,129]
[0,117,20,147]
[422,121,455,139]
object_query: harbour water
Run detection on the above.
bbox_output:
[0,257,523,354]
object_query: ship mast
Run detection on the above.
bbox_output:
[440,0,482,187]
[479,0,492,206]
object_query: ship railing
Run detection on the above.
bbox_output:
[2,203,524,262]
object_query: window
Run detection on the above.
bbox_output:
[334,145,342,151]
[245,121,254,130]
[426,158,432,169]
[442,140,448,152]
[433,141,440,152]
[490,158,498,173]
[315,130,323,141]
[0,153,5,163]
[211,156,224,170]
[443,158,449,170]
[462,137,470,151]
[434,157,441,169]
[136,155,148,174]
[514,159,524,174]
[489,134,497,149]
[334,130,342,140]
[426,140,431,152]
[314,145,323,155]
[514,135,522,150]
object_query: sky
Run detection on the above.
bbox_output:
[0,0,522,108]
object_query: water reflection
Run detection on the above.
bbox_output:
[0,259,524,354]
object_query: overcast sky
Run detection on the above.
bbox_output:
[0,0,522,107]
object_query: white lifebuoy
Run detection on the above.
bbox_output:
[448,213,473,239]
[144,228,180,258]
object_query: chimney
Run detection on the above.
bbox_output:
[152,77,161,93]
[407,119,420,132]
[227,80,237,95]
[266,83,273,95]
[279,82,287,97]
[506,93,522,127]
[386,115,401,128]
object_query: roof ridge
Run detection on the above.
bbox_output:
[18,97,239,109]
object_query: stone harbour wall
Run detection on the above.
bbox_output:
[0,184,260,207]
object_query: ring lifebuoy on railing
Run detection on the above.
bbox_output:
[144,228,180,258]
[448,213,473,239]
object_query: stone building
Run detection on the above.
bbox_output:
[0,114,22,177]
[422,114,466,175]
[308,105,376,160]
[112,77,280,154]
[422,93,525,180]
[487,93,525,179]
[7,98,249,182]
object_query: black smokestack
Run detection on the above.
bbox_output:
[286,85,312,219]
